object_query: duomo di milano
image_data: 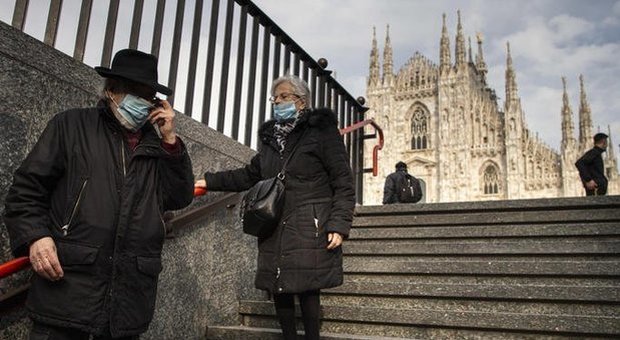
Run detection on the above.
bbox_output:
[362,11,619,204]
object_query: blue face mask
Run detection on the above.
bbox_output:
[112,94,153,131]
[273,101,298,122]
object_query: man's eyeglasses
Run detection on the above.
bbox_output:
[269,92,300,103]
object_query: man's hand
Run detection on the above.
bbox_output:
[29,237,63,281]
[327,232,343,250]
[585,180,598,190]
[149,99,176,144]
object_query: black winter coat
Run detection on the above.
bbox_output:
[575,146,608,194]
[383,169,408,204]
[205,108,355,294]
[3,102,194,337]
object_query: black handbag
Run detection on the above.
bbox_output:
[240,130,307,237]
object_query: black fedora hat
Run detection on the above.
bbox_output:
[95,49,172,96]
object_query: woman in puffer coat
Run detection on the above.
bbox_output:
[194,75,355,339]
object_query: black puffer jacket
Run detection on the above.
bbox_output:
[205,108,355,294]
[3,102,194,337]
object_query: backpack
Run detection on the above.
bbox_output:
[396,173,422,203]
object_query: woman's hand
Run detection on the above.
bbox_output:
[327,232,343,250]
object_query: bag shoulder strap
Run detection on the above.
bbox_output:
[278,128,309,179]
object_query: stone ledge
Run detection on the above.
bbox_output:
[206,325,412,340]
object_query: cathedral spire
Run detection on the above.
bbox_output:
[468,36,473,64]
[439,13,451,74]
[505,42,518,107]
[382,24,394,86]
[368,26,380,88]
[606,126,618,179]
[578,74,593,153]
[475,32,488,79]
[560,77,576,154]
[455,10,466,67]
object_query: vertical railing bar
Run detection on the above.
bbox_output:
[355,107,364,204]
[150,0,166,57]
[201,0,221,124]
[129,0,144,49]
[338,93,345,129]
[184,0,204,117]
[73,0,93,62]
[317,72,326,107]
[345,102,352,159]
[167,0,185,104]
[302,61,309,83]
[293,53,300,77]
[217,0,235,132]
[258,25,271,123]
[244,16,260,146]
[272,35,281,80]
[12,0,29,31]
[283,45,291,74]
[309,68,317,108]
[231,3,248,141]
[101,0,120,68]
[326,82,332,111]
[44,0,63,46]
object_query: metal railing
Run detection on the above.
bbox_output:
[3,0,374,202]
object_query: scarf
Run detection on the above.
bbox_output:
[273,118,298,154]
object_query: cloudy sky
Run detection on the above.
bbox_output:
[254,0,620,155]
[1,0,619,157]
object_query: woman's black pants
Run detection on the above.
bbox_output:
[273,290,320,340]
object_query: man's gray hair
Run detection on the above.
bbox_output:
[271,75,312,109]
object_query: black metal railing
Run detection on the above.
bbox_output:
[2,0,371,202]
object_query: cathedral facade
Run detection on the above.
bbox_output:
[363,12,619,204]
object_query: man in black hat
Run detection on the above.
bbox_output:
[575,132,609,196]
[4,49,194,339]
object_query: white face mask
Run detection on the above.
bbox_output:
[109,94,154,131]
[273,101,298,122]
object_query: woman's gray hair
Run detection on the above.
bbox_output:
[271,75,312,109]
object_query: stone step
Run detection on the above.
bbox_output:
[342,273,620,287]
[352,207,620,227]
[343,239,620,255]
[324,279,620,302]
[349,222,620,239]
[238,300,620,336]
[318,294,618,317]
[343,258,620,276]
[205,325,412,340]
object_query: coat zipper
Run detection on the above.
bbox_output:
[121,142,127,177]
[61,179,88,236]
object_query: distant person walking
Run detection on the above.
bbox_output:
[575,132,609,196]
[383,161,422,204]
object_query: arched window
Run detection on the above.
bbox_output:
[482,164,500,195]
[411,107,429,149]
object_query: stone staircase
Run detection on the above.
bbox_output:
[206,196,620,339]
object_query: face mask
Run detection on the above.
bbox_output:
[273,101,298,122]
[110,94,153,131]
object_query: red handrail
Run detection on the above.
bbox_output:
[0,256,30,279]
[340,119,384,176]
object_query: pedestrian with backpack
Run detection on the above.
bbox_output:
[383,161,423,204]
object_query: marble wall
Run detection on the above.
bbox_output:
[0,21,263,339]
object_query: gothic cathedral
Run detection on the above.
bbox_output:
[363,11,619,204]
